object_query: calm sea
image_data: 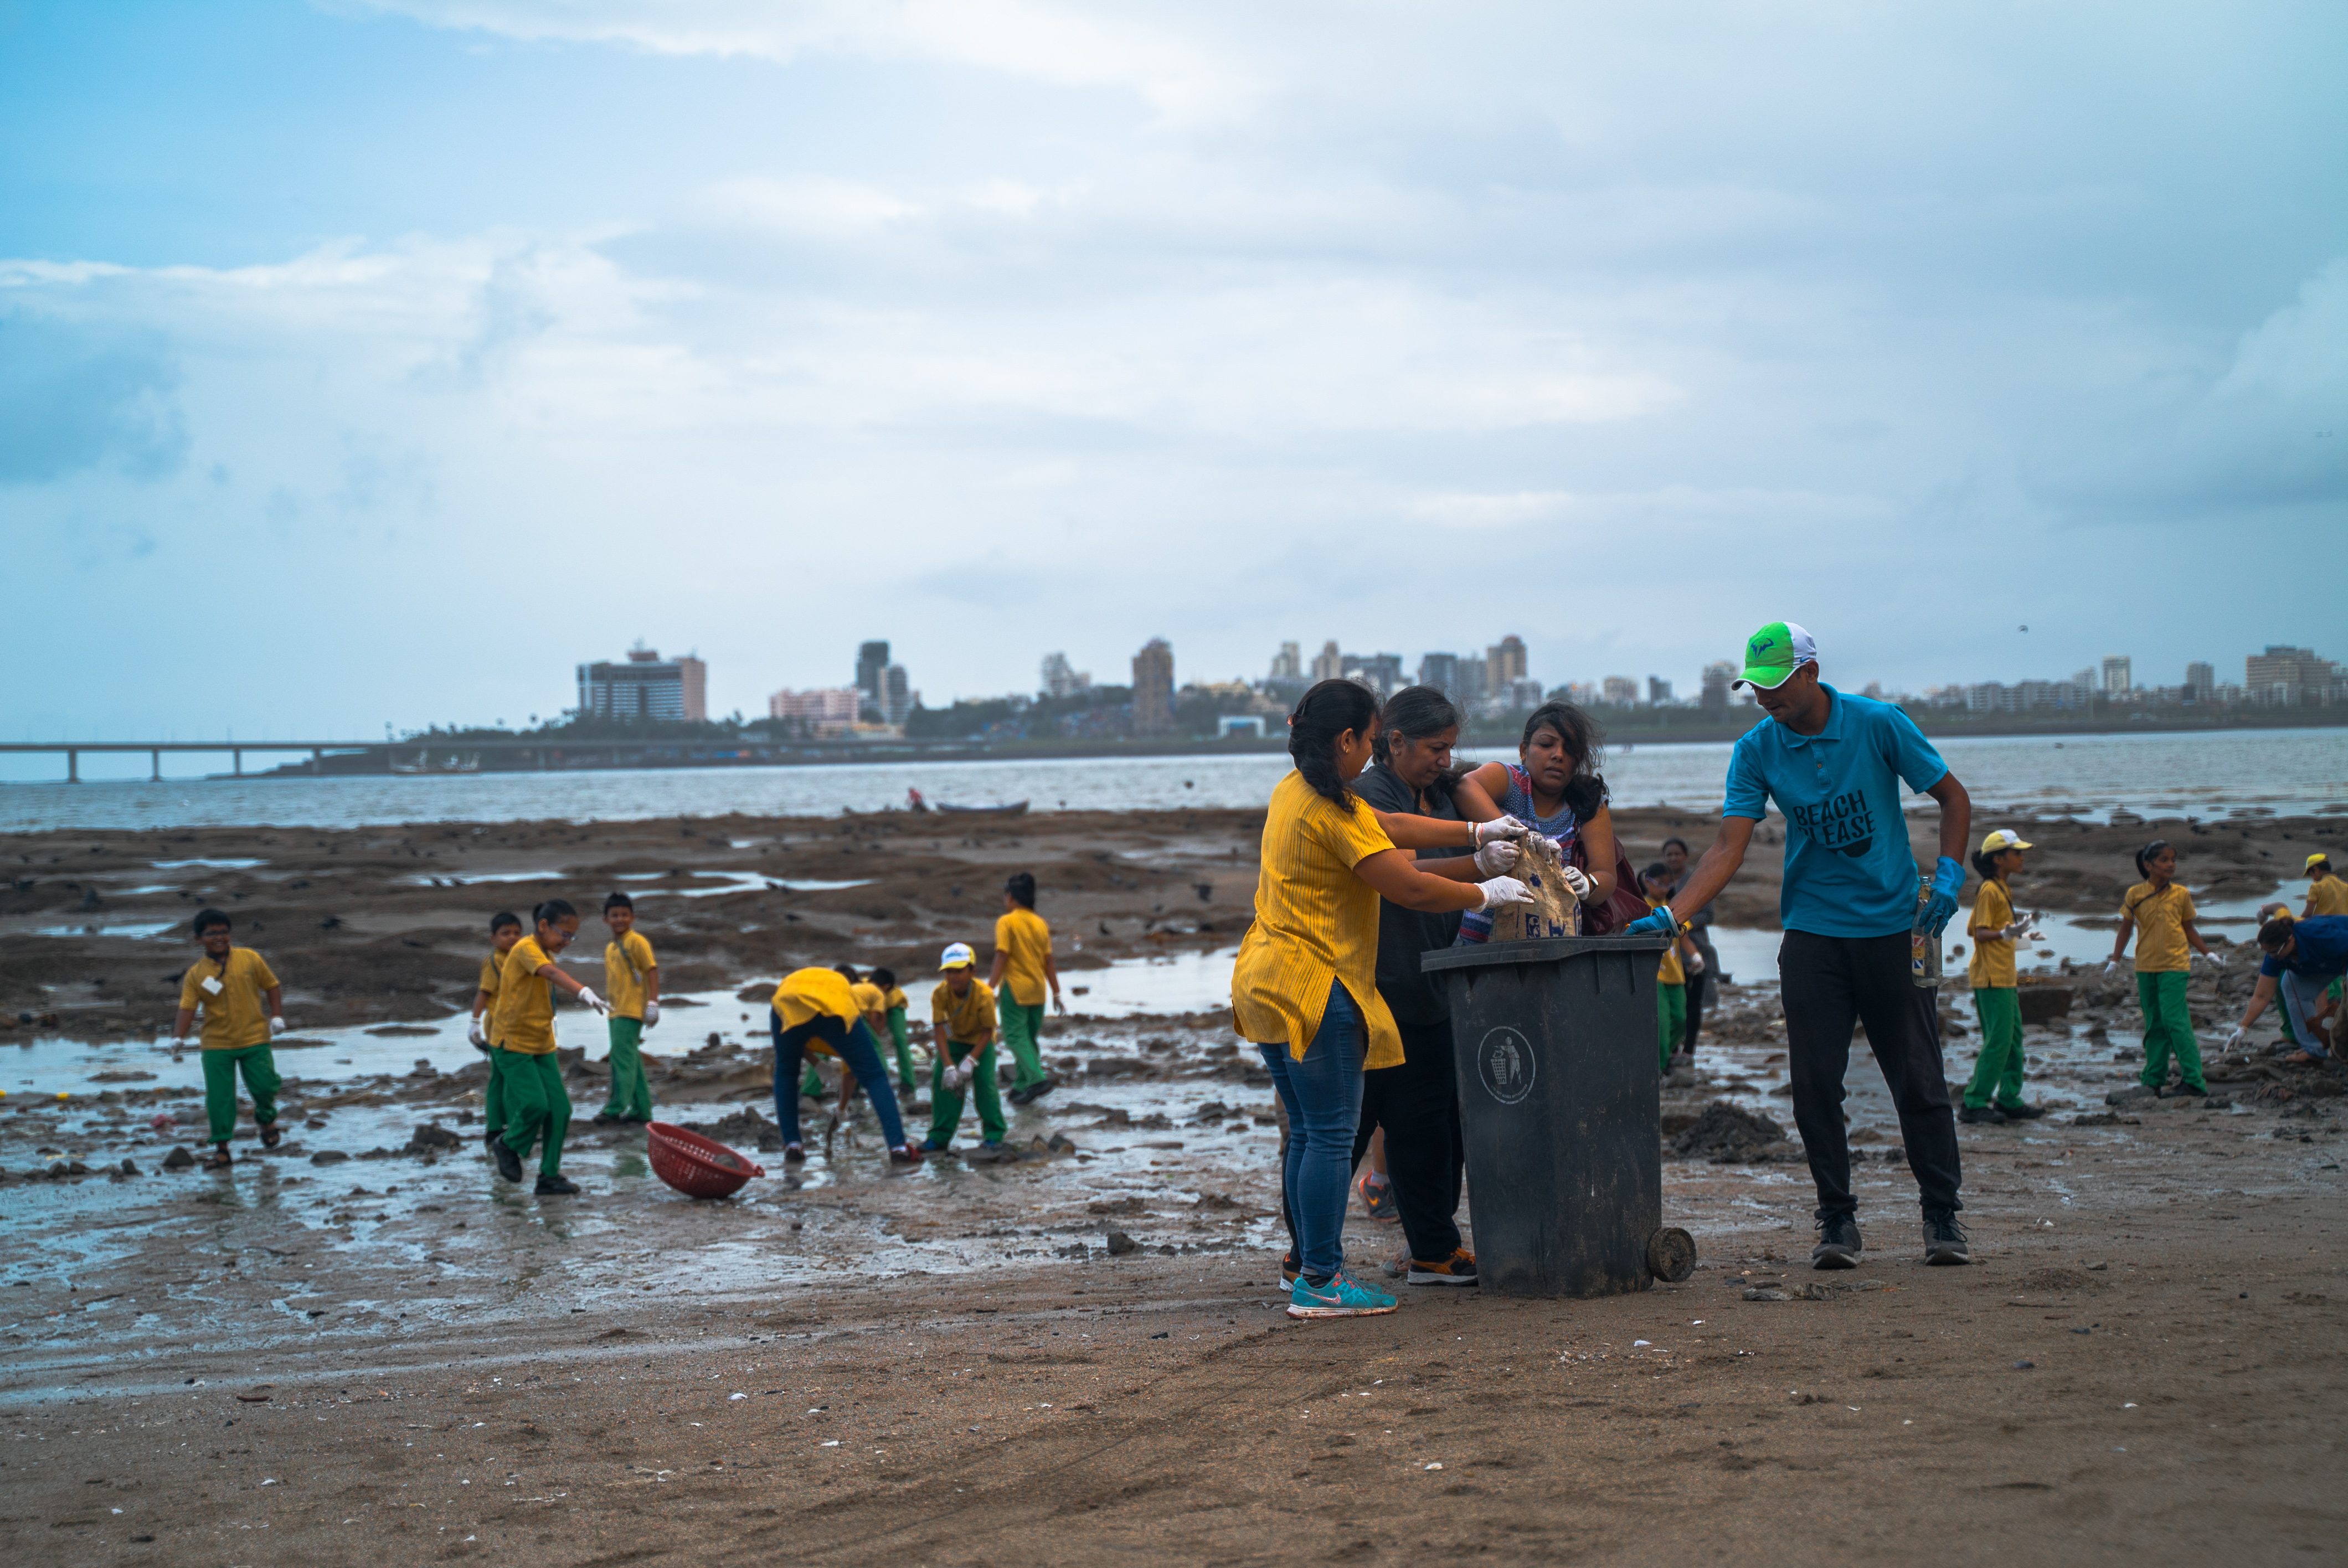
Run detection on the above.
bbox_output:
[1,727,2341,834]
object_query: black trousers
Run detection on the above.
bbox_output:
[1347,1013,1465,1263]
[1778,930,1963,1223]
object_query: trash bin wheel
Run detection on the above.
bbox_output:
[1645,1226,1696,1283]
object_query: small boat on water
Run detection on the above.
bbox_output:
[934,799,1029,817]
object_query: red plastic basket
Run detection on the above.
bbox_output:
[646,1121,764,1199]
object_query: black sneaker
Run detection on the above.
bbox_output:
[1407,1249,1480,1287]
[1280,1249,1301,1285]
[782,1143,806,1165]
[1811,1215,1862,1270]
[1958,1105,2007,1125]
[534,1173,581,1196]
[590,1112,624,1126]
[1923,1210,1970,1266]
[1995,1102,2047,1120]
[488,1132,523,1183]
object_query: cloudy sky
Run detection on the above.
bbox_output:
[4,1,2343,740]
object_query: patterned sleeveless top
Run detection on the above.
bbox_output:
[1455,763,1580,945]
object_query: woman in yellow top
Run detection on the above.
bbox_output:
[489,899,608,1195]
[770,966,922,1167]
[1233,679,1534,1319]
[2104,840,2213,1097]
[1959,831,2043,1123]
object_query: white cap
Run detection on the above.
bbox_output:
[939,941,976,970]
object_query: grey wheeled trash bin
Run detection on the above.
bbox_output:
[1422,933,1675,1298]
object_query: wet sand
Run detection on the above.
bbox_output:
[3,806,2344,1561]
[2,804,2328,1035]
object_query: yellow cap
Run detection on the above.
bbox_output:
[1980,830,2033,855]
[2307,853,2332,870]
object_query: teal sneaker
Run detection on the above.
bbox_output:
[1287,1271,1400,1319]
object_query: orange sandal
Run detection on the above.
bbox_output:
[260,1122,281,1149]
[203,1147,234,1170]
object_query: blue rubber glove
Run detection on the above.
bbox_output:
[1625,904,1678,936]
[1920,855,1964,937]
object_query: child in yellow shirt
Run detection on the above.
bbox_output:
[595,893,660,1125]
[924,943,1006,1151]
[467,911,523,1147]
[1640,865,1702,1075]
[173,908,287,1169]
[990,871,1066,1104]
[1959,832,2043,1123]
[2105,840,2212,1096]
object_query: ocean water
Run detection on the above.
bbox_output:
[3,727,2342,833]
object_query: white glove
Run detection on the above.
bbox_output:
[1477,875,1535,911]
[945,1058,973,1091]
[2002,920,2032,942]
[1558,864,1595,902]
[467,1017,487,1048]
[643,999,660,1028]
[1472,818,1530,845]
[269,1015,287,1037]
[169,1036,187,1052]
[2102,959,2120,978]
[1686,950,1706,974]
[576,987,610,1015]
[2223,1025,2247,1050]
[1472,841,1520,876]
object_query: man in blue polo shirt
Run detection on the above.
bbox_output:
[1632,621,1975,1268]
[2226,914,2348,1062]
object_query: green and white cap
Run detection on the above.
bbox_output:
[1733,621,1818,690]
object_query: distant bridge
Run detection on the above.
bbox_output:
[0,739,571,782]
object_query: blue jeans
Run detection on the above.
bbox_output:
[2279,970,2340,1060]
[1258,982,1367,1285]
[770,1009,908,1148]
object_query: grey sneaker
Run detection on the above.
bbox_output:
[1923,1210,1971,1266]
[1811,1215,1862,1270]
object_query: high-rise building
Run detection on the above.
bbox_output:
[2100,655,2132,695]
[1647,677,1674,706]
[2244,646,2335,705]
[1700,661,1736,710]
[1417,652,1460,698]
[1503,677,1544,710]
[883,666,912,726]
[1342,652,1405,697]
[1487,636,1527,689]
[2185,661,2216,702]
[577,646,707,723]
[1310,640,1343,683]
[1602,676,1638,706]
[1041,652,1091,699]
[1269,642,1301,682]
[1132,639,1176,735]
[856,641,890,708]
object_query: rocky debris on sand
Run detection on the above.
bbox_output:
[1088,1196,1147,1215]
[1743,1287,1789,1301]
[1105,1231,1139,1255]
[1672,1102,1793,1163]
[310,1149,351,1165]
[2016,985,2073,1024]
[162,1147,194,1170]
[1789,1279,1889,1301]
[686,1107,786,1153]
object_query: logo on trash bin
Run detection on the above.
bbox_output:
[1477,1025,1536,1106]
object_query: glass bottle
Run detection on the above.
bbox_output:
[1911,873,1943,988]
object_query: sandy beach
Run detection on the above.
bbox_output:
[3,806,2344,1562]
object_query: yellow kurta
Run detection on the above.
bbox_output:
[1650,896,1685,986]
[850,980,886,1021]
[931,977,997,1041]
[2307,874,2348,918]
[1230,770,1404,1067]
[603,929,657,1020]
[494,936,560,1054]
[1968,879,2017,989]
[993,907,1053,1007]
[476,950,504,1003]
[773,968,861,1058]
[2123,882,2197,973]
[178,947,279,1050]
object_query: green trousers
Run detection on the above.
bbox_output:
[1965,986,2026,1109]
[203,1044,280,1144]
[483,1042,508,1131]
[498,1048,571,1176]
[1655,983,1686,1075]
[602,1015,653,1120]
[925,1039,1006,1148]
[998,997,1048,1091]
[886,1007,918,1088]
[2136,970,2206,1093]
